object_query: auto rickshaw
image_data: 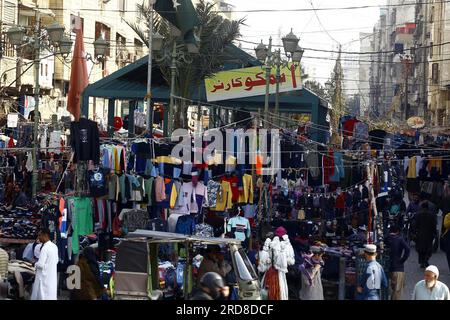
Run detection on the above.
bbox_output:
[113,230,261,300]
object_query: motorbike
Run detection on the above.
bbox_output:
[402,211,416,246]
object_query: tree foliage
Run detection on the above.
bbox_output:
[126,0,245,129]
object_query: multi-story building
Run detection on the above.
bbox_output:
[427,1,450,126]
[359,33,371,117]
[367,1,420,123]
[0,0,148,122]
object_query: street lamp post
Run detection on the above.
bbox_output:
[155,34,197,137]
[146,0,157,136]
[255,29,303,128]
[7,13,72,200]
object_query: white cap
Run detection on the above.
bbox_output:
[364,244,377,253]
[425,265,439,278]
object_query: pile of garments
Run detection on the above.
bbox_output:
[0,206,40,239]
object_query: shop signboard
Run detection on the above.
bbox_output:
[205,63,302,102]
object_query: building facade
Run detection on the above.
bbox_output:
[367,0,420,124]
[0,0,148,123]
[427,0,450,126]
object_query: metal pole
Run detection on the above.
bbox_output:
[167,41,177,136]
[264,37,272,128]
[338,256,346,300]
[146,0,155,136]
[32,10,41,200]
[275,49,281,127]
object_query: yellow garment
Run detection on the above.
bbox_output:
[212,181,233,211]
[207,153,223,165]
[113,148,120,173]
[155,156,182,165]
[238,174,254,204]
[427,158,443,175]
[407,156,417,178]
[443,213,450,236]
[169,182,178,209]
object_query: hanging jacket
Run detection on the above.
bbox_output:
[175,215,196,235]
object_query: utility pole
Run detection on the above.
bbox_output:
[146,0,156,136]
[274,49,281,127]
[167,41,177,136]
[31,10,41,200]
[263,37,272,128]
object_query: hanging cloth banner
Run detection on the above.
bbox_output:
[205,63,302,102]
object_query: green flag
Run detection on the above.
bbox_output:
[155,0,200,44]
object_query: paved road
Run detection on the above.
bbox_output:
[400,208,450,300]
[401,239,450,300]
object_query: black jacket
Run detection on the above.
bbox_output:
[414,209,437,252]
[70,118,100,164]
[385,233,410,272]
[190,289,214,300]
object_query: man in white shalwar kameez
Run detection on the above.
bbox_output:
[31,228,59,300]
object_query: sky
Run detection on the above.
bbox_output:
[226,0,383,86]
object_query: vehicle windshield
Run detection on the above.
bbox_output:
[234,248,258,281]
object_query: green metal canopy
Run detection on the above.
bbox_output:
[81,44,330,142]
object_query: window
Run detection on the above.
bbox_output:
[134,39,143,60]
[45,64,48,77]
[40,64,44,76]
[430,42,433,58]
[432,63,439,84]
[1,33,15,58]
[4,1,16,25]
[116,33,127,66]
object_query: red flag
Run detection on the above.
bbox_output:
[67,28,89,121]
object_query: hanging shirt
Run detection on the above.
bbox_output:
[144,177,154,205]
[155,176,166,202]
[407,156,417,178]
[88,168,109,198]
[330,152,344,182]
[238,174,254,204]
[71,197,94,255]
[70,118,100,164]
[206,180,221,208]
[227,216,251,242]
[211,181,233,212]
[49,131,62,154]
[170,182,208,215]
[221,175,239,202]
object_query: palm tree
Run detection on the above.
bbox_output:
[126,0,245,129]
